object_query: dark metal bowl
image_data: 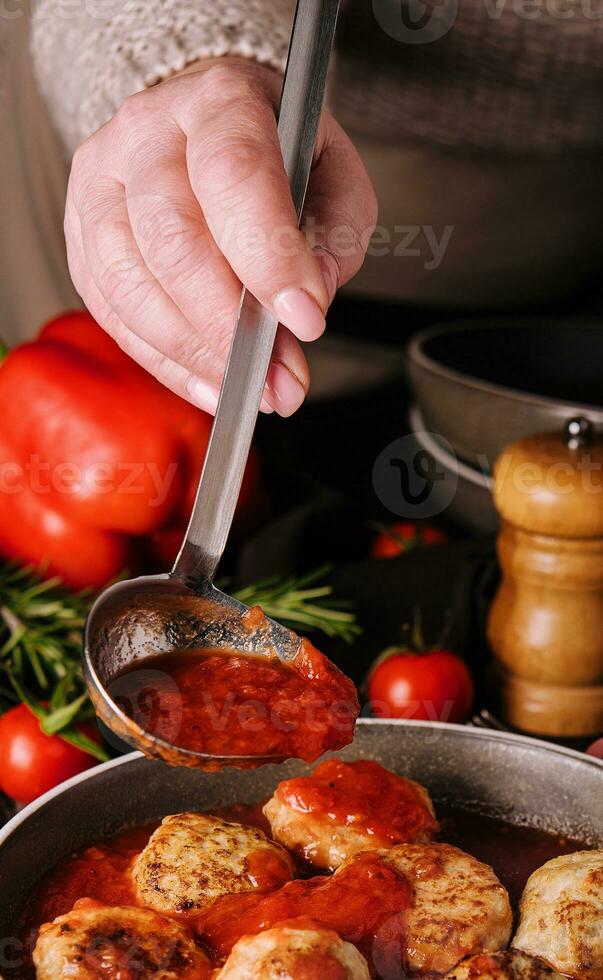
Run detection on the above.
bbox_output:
[0,719,601,940]
[408,405,498,535]
[407,319,603,470]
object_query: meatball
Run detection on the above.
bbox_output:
[196,845,510,977]
[33,898,211,979]
[445,950,565,979]
[132,812,294,913]
[378,842,513,975]
[513,849,603,980]
[263,759,438,870]
[216,918,371,979]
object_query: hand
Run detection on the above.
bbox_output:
[65,57,377,416]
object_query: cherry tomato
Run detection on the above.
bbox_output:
[586,737,603,760]
[0,705,98,805]
[371,522,447,559]
[366,648,474,724]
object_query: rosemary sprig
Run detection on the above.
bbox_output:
[0,563,108,760]
[0,562,360,760]
[230,564,361,644]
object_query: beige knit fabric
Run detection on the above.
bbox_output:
[31,0,296,155]
[32,0,603,155]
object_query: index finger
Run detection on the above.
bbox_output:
[173,64,330,342]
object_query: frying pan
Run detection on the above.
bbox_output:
[407,319,603,470]
[0,718,602,949]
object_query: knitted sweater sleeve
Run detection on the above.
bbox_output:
[30,0,296,154]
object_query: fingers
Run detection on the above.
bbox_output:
[65,186,299,415]
[123,137,243,345]
[303,116,379,296]
[123,143,309,417]
[65,189,223,413]
[65,60,378,423]
[265,325,309,417]
[174,64,330,342]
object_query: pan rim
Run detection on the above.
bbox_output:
[407,319,603,420]
[1,718,601,851]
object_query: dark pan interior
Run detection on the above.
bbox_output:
[422,323,603,406]
[0,721,601,937]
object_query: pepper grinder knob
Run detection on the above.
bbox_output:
[566,415,593,450]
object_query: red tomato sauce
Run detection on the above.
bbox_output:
[193,852,412,973]
[275,758,439,847]
[14,825,154,977]
[112,640,359,761]
[11,802,587,979]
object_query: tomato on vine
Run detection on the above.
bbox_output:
[365,614,473,724]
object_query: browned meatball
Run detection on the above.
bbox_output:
[264,759,437,871]
[216,919,371,979]
[378,842,513,975]
[513,850,603,980]
[132,812,294,913]
[33,898,211,979]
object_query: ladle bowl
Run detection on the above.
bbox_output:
[84,575,303,770]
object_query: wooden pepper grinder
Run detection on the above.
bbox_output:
[488,417,603,737]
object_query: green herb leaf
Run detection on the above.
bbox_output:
[230,565,361,644]
[59,727,109,762]
[41,693,89,735]
[0,563,97,753]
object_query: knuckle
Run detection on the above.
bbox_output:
[348,222,370,272]
[326,220,368,279]
[169,333,210,375]
[201,133,266,196]
[200,63,262,108]
[172,314,231,379]
[116,91,150,132]
[135,200,204,276]
[151,223,204,278]
[72,173,100,213]
[97,249,149,309]
[72,173,120,220]
[70,139,95,178]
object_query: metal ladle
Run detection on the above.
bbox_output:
[84,0,342,770]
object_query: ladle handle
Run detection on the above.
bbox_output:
[174,0,340,584]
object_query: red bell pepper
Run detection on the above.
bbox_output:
[0,312,260,589]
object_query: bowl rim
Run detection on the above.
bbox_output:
[407,319,603,420]
[1,718,601,850]
[409,404,494,488]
